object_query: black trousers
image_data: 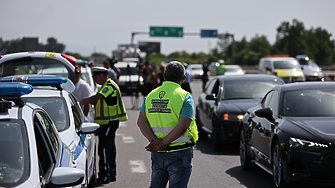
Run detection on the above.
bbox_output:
[98,120,119,180]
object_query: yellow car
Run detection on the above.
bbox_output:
[258,55,305,83]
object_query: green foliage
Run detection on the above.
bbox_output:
[91,52,109,58]
[39,37,66,53]
[65,51,89,61]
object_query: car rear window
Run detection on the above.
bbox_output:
[273,60,300,69]
[22,97,69,132]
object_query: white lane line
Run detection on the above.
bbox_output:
[119,122,127,127]
[122,136,135,143]
[129,160,147,173]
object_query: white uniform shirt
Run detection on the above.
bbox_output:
[73,79,94,109]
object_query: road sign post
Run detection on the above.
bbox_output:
[150,26,183,37]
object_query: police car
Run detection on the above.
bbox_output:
[1,76,99,188]
[0,51,77,84]
[0,82,84,187]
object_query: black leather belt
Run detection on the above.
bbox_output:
[163,142,195,151]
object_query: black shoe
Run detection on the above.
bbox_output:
[96,178,110,185]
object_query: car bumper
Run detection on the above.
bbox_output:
[284,147,335,186]
[219,120,240,142]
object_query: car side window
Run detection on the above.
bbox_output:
[205,79,216,94]
[267,91,279,115]
[35,112,58,154]
[264,61,272,71]
[34,112,57,185]
[69,93,83,130]
[262,91,274,108]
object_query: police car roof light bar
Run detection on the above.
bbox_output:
[0,83,33,97]
[76,61,88,66]
[1,76,68,87]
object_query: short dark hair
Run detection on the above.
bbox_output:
[164,61,185,82]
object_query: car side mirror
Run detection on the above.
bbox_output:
[205,93,217,100]
[78,122,100,134]
[255,108,274,122]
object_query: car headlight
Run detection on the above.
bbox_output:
[223,113,244,121]
[289,137,329,152]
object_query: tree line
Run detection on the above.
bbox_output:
[1,19,334,66]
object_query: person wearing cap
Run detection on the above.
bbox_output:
[217,59,225,76]
[137,61,198,188]
[181,62,192,93]
[72,65,94,121]
[80,66,128,184]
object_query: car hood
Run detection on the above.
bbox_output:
[219,99,261,114]
[282,117,335,143]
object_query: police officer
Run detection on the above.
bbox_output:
[137,61,198,188]
[80,67,128,184]
[217,59,225,75]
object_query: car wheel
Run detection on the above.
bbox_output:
[195,111,207,140]
[240,128,252,170]
[212,118,222,151]
[272,141,286,188]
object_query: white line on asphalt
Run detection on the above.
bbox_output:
[129,160,147,173]
[119,122,127,127]
[122,136,135,143]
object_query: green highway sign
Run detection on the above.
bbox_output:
[150,26,183,37]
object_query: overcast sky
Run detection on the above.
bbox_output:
[1,0,335,57]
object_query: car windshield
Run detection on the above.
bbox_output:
[0,58,71,79]
[222,80,280,100]
[283,89,335,116]
[22,97,69,132]
[190,67,202,71]
[226,67,242,72]
[119,67,138,75]
[273,60,300,69]
[0,119,29,186]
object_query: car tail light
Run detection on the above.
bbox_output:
[273,72,278,76]
[61,54,76,66]
[0,55,3,59]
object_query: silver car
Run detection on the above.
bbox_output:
[296,55,324,81]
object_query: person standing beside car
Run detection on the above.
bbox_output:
[72,65,94,121]
[137,61,198,188]
[202,59,209,92]
[80,67,128,184]
[217,59,225,75]
[181,62,192,93]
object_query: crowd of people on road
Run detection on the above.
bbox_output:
[74,58,219,187]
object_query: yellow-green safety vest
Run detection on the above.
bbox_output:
[95,79,128,124]
[145,81,198,152]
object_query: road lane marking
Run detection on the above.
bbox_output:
[129,160,147,173]
[122,136,135,143]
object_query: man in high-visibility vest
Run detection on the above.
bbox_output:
[137,61,198,188]
[80,67,128,184]
[217,59,225,75]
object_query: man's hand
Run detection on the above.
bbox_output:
[145,138,167,153]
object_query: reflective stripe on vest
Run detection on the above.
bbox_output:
[94,79,128,124]
[145,81,192,151]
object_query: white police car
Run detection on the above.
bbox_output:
[0,51,77,84]
[0,82,85,187]
[1,76,99,188]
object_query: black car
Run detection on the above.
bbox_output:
[196,74,284,151]
[240,82,335,187]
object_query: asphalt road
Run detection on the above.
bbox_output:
[95,78,278,188]
[97,76,333,188]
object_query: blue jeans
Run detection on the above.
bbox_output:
[150,147,193,188]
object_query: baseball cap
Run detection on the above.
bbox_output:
[92,67,108,77]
